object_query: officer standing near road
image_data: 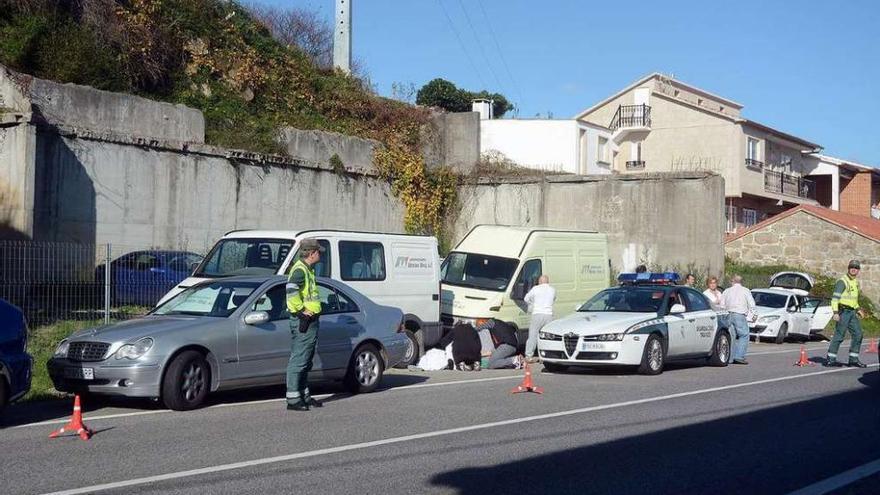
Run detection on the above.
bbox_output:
[824,260,868,368]
[286,239,325,411]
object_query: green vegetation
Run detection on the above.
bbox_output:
[25,320,100,402]
[0,0,459,239]
[416,78,513,118]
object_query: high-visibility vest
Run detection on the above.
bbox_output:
[832,275,860,311]
[286,260,322,314]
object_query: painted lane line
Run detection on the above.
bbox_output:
[787,458,880,495]
[14,375,522,429]
[39,363,877,495]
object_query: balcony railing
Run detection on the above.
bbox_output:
[625,160,646,170]
[610,104,652,132]
[764,170,816,200]
[745,158,764,170]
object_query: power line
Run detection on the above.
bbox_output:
[475,0,525,109]
[455,0,506,93]
[436,0,489,90]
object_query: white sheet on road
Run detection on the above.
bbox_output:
[417,348,449,371]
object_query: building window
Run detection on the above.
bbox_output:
[726,205,738,233]
[597,136,609,164]
[780,153,792,171]
[742,208,758,227]
[339,241,385,281]
[746,138,762,169]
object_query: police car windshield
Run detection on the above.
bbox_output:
[441,252,519,292]
[577,287,667,313]
[752,291,788,309]
[196,238,293,277]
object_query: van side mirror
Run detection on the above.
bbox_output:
[669,303,686,314]
[244,311,270,325]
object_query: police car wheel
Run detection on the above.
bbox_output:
[775,323,788,345]
[395,329,420,369]
[344,344,384,394]
[708,330,731,367]
[638,335,665,375]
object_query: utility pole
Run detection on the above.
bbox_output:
[333,0,351,74]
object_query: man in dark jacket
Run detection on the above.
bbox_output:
[477,319,521,369]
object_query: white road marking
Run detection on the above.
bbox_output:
[39,363,877,495]
[14,375,521,429]
[787,458,880,495]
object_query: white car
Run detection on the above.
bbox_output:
[749,272,834,344]
[537,277,730,375]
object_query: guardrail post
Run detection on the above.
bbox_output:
[104,243,111,325]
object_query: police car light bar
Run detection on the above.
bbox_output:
[617,272,681,285]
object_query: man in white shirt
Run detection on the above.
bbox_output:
[524,275,556,363]
[721,275,756,365]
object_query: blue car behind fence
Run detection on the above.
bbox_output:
[0,298,32,413]
[96,251,204,307]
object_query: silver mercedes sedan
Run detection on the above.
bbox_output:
[47,276,410,410]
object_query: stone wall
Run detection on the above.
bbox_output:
[423,111,480,174]
[725,210,879,303]
[453,172,726,277]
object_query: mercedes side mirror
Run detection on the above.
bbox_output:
[244,311,269,325]
[670,303,686,314]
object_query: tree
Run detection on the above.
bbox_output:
[416,78,513,117]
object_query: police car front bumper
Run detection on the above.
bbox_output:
[537,336,645,366]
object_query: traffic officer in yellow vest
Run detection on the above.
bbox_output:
[286,239,325,411]
[824,259,868,368]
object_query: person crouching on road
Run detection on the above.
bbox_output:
[439,322,483,370]
[722,274,755,365]
[286,239,325,411]
[824,260,868,368]
[476,318,522,369]
[524,275,556,363]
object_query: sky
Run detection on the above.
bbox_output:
[256,0,880,165]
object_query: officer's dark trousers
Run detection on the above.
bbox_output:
[827,308,863,363]
[286,316,319,404]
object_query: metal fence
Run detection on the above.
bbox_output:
[0,241,206,327]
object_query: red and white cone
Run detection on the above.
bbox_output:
[511,361,544,394]
[867,338,878,354]
[794,345,813,367]
[49,395,93,441]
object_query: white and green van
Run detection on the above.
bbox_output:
[440,225,609,343]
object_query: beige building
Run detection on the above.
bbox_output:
[575,73,830,233]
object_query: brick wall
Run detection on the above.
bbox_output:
[725,211,879,304]
[840,171,872,217]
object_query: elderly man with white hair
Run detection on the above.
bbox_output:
[523,274,556,363]
[722,274,756,365]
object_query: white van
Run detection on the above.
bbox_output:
[158,230,441,366]
[440,226,609,343]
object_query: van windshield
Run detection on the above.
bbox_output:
[195,238,294,277]
[441,252,519,292]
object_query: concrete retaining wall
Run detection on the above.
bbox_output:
[454,172,726,276]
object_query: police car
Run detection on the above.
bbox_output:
[537,273,731,375]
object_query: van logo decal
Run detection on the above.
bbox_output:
[581,264,604,275]
[395,256,432,269]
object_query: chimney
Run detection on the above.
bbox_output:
[472,99,494,120]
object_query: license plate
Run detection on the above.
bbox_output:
[582,342,605,350]
[64,367,94,380]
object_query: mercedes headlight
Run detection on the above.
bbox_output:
[114,337,154,360]
[54,339,70,358]
[596,333,624,341]
[758,315,781,324]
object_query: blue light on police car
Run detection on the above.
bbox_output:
[617,272,681,285]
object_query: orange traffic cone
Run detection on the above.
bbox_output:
[794,345,813,367]
[867,338,878,354]
[49,395,93,441]
[511,361,544,394]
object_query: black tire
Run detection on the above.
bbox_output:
[161,350,211,411]
[775,323,788,345]
[543,362,568,373]
[344,344,384,394]
[0,378,8,414]
[708,330,731,367]
[394,329,420,369]
[638,334,665,375]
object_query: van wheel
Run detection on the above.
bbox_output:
[638,335,665,375]
[161,350,211,411]
[344,344,384,394]
[395,329,421,369]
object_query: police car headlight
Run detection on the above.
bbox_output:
[539,331,561,341]
[54,339,70,358]
[115,338,154,360]
[597,333,624,341]
[758,315,780,324]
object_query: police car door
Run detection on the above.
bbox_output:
[663,289,694,357]
[681,288,717,354]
